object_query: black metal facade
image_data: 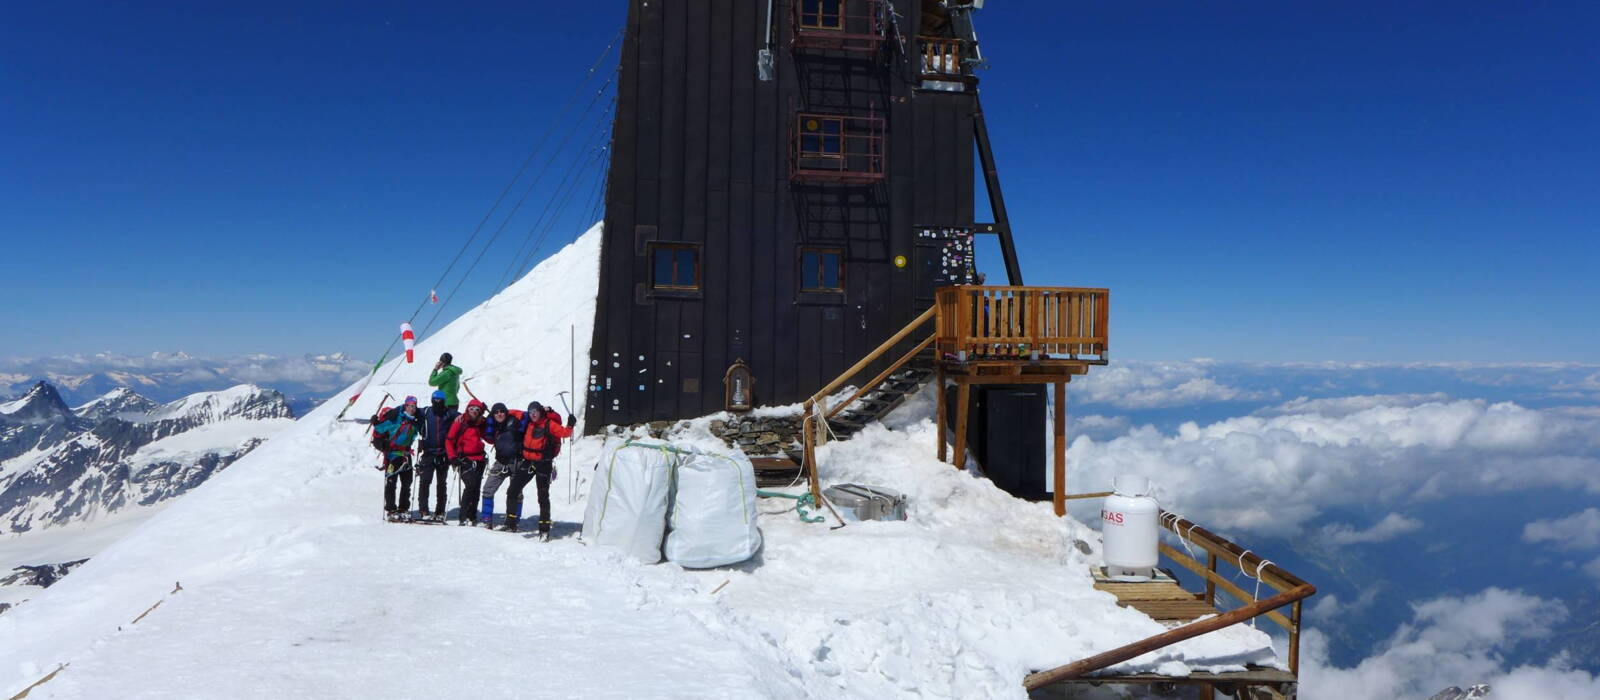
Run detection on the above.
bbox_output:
[587,0,983,428]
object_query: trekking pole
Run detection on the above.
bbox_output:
[461,379,482,403]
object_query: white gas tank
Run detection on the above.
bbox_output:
[1101,475,1160,581]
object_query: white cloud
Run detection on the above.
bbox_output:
[1070,399,1600,537]
[1301,588,1600,699]
[0,352,369,400]
[1583,557,1600,584]
[1258,393,1453,417]
[1308,588,1379,619]
[1522,508,1600,551]
[1073,361,1278,409]
[1321,513,1423,545]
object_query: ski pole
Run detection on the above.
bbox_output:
[567,323,576,503]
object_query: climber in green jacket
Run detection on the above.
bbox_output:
[429,352,463,409]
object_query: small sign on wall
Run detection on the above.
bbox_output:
[723,359,755,412]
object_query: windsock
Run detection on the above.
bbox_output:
[430,289,439,304]
[401,322,416,363]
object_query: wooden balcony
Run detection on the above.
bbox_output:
[918,36,971,81]
[790,0,885,54]
[935,286,1109,370]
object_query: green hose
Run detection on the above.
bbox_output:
[757,489,825,524]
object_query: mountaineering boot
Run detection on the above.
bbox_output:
[501,515,518,533]
[419,509,432,521]
[539,520,553,541]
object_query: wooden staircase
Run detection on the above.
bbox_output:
[822,354,936,438]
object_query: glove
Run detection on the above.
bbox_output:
[551,466,559,482]
[566,413,576,428]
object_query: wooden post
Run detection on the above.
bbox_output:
[951,381,971,470]
[1205,552,1217,607]
[1290,599,1303,676]
[1053,380,1066,516]
[935,364,948,463]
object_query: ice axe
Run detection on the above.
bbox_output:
[555,390,573,415]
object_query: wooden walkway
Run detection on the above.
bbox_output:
[1091,567,1219,622]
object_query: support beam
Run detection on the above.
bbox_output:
[935,365,948,463]
[952,382,971,470]
[973,97,1023,285]
[1053,381,1066,516]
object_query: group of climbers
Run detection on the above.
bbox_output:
[368,352,575,541]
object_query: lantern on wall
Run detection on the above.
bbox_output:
[723,359,755,412]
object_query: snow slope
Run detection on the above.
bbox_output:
[0,224,1277,698]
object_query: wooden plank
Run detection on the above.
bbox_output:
[1092,582,1199,602]
[1117,599,1219,621]
[1048,668,1298,685]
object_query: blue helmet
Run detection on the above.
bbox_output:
[431,390,447,402]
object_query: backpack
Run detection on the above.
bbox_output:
[369,407,397,451]
[520,411,563,461]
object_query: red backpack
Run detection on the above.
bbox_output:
[370,407,397,451]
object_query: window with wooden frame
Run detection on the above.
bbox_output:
[799,0,844,30]
[650,243,700,291]
[799,247,844,293]
[799,116,843,158]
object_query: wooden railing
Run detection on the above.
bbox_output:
[919,36,965,78]
[935,286,1109,362]
[801,306,937,499]
[1023,509,1316,689]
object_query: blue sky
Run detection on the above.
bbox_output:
[4,1,1595,362]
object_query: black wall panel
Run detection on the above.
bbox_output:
[587,0,980,428]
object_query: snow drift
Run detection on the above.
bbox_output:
[0,223,1280,699]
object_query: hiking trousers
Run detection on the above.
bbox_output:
[416,452,449,515]
[455,459,484,524]
[383,456,413,513]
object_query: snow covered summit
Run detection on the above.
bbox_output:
[0,224,1279,699]
[0,381,74,425]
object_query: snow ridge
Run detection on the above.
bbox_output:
[0,225,1278,698]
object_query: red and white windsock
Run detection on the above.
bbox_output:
[400,322,416,363]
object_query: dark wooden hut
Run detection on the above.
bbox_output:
[586,0,1023,427]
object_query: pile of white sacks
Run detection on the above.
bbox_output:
[581,439,763,568]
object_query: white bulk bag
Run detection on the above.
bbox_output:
[665,448,763,568]
[582,439,676,563]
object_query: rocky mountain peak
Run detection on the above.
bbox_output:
[146,384,295,425]
[0,381,74,425]
[74,387,160,423]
